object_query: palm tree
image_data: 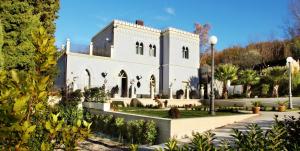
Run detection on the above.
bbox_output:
[215,64,238,99]
[239,69,260,98]
[262,66,287,98]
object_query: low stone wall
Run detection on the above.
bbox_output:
[203,97,300,108]
[170,114,257,139]
[87,108,257,144]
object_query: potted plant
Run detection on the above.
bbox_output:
[82,87,110,111]
[277,101,287,112]
[251,101,261,114]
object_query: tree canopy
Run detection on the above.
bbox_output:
[0,0,59,71]
[215,64,238,99]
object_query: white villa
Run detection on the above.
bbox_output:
[55,20,200,99]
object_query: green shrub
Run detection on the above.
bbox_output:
[129,144,139,151]
[110,85,119,97]
[130,98,143,107]
[89,113,158,145]
[275,114,300,150]
[261,84,270,97]
[164,138,180,151]
[190,131,216,151]
[189,90,198,99]
[251,101,261,107]
[217,106,243,113]
[115,117,125,141]
[83,87,107,103]
[176,89,184,99]
[83,87,92,102]
[64,89,82,107]
[0,27,91,150]
[128,120,145,144]
[143,120,158,145]
[168,107,180,118]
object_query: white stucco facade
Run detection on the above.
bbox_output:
[55,20,200,98]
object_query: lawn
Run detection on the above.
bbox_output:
[118,107,243,118]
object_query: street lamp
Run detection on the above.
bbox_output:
[209,35,218,115]
[286,57,293,109]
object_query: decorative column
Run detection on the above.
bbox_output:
[200,85,204,100]
[186,85,190,100]
[66,38,70,54]
[286,57,293,109]
[150,84,155,99]
[169,87,173,99]
[130,79,136,98]
[117,77,122,98]
[169,79,176,99]
[103,79,107,93]
[89,42,93,56]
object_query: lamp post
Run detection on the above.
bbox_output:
[209,35,218,115]
[286,57,293,109]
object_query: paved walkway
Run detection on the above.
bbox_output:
[211,111,300,145]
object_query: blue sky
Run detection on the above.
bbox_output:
[55,0,292,51]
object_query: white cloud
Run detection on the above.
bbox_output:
[165,7,175,15]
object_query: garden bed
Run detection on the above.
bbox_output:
[86,108,257,143]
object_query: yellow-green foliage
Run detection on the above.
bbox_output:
[0,27,91,150]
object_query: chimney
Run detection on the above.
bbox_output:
[66,38,70,54]
[135,20,144,26]
[89,42,93,56]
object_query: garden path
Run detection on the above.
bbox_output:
[207,111,299,145]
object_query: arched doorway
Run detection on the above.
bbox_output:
[150,75,156,99]
[119,70,128,97]
[85,69,91,89]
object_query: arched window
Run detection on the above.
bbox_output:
[182,46,189,59]
[185,47,189,59]
[149,44,152,56]
[136,42,139,54]
[153,45,156,57]
[182,46,185,58]
[140,43,144,55]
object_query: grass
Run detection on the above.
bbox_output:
[286,108,300,112]
[118,107,243,118]
[259,106,300,112]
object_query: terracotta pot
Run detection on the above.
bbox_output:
[278,105,286,112]
[252,107,260,114]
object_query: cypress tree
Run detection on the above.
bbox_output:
[27,0,60,37]
[0,1,40,70]
[0,0,60,71]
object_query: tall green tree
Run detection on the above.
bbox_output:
[262,66,287,98]
[0,0,59,72]
[215,64,238,99]
[0,1,41,70]
[0,20,3,68]
[290,37,300,58]
[238,69,260,98]
[27,0,60,37]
